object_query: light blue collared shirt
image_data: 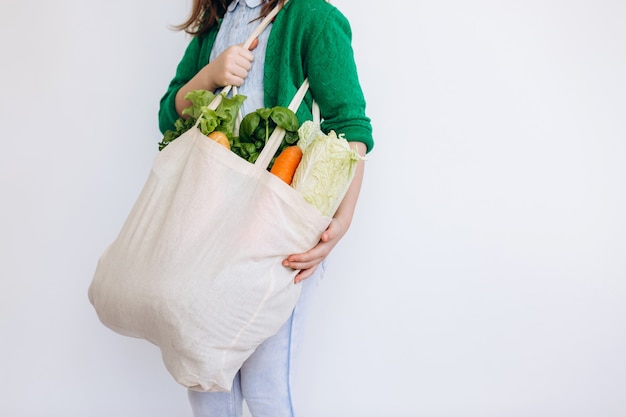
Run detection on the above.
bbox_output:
[210,0,271,116]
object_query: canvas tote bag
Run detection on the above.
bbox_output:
[88,3,332,393]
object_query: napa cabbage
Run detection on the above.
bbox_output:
[291,121,362,217]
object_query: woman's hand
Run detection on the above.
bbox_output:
[203,40,257,90]
[175,38,258,117]
[283,218,346,284]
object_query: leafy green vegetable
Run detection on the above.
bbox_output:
[182,90,217,119]
[158,90,246,151]
[291,121,362,217]
[236,106,300,165]
[214,94,246,137]
[160,117,196,150]
[159,90,300,169]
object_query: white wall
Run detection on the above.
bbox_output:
[1,1,625,416]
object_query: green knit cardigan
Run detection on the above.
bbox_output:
[158,0,374,152]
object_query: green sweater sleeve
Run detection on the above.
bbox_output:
[265,0,374,152]
[158,30,217,134]
[308,9,373,152]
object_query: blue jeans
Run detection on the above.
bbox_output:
[188,264,324,417]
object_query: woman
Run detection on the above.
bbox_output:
[158,0,373,415]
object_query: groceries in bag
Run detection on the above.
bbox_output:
[159,90,363,218]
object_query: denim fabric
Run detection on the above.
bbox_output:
[188,264,324,417]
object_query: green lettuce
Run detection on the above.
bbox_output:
[291,121,362,217]
[158,90,246,151]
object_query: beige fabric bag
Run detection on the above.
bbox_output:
[88,3,332,393]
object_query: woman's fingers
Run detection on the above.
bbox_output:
[294,265,318,284]
[209,45,255,86]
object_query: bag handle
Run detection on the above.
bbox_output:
[254,78,309,169]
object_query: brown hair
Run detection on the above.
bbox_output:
[173,0,286,36]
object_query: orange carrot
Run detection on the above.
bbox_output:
[208,131,230,150]
[270,146,303,184]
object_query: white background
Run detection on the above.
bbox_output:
[1,1,625,416]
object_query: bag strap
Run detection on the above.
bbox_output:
[312,100,320,125]
[255,78,310,169]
